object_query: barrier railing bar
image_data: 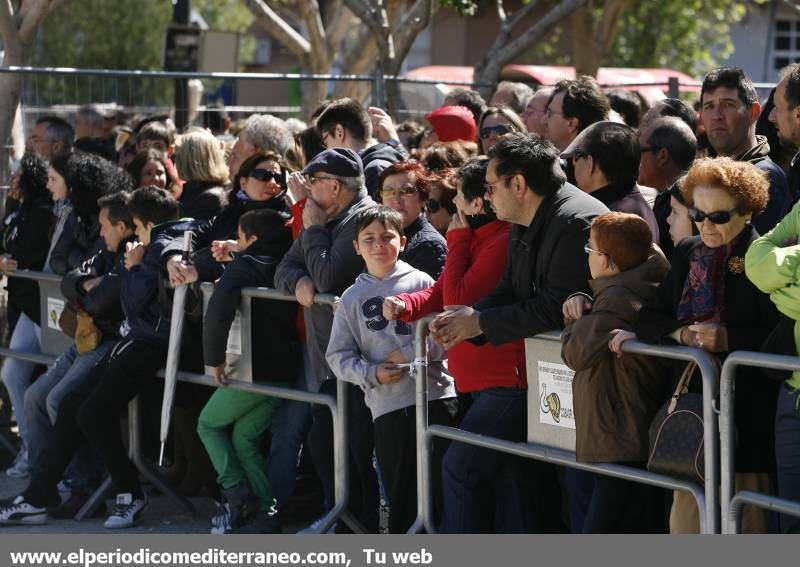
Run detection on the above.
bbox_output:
[730,490,800,534]
[412,316,716,534]
[3,269,63,283]
[720,352,800,534]
[0,348,57,366]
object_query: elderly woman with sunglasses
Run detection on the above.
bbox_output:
[167,151,294,285]
[477,106,526,154]
[615,157,780,533]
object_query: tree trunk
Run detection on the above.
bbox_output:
[0,49,28,186]
[570,8,600,77]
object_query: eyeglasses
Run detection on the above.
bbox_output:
[484,175,511,195]
[480,124,514,139]
[640,146,662,154]
[688,207,739,224]
[584,244,607,256]
[305,175,338,185]
[427,198,456,215]
[380,186,418,202]
[248,169,284,184]
[545,108,564,119]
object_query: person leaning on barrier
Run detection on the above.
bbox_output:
[326,206,457,534]
[561,212,671,533]
[197,208,297,535]
[428,133,608,534]
[20,191,137,519]
[770,62,800,205]
[744,197,800,534]
[383,156,527,533]
[0,187,185,528]
[613,157,780,534]
[274,147,380,532]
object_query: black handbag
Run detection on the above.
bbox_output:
[646,361,709,485]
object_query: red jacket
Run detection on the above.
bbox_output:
[396,220,526,392]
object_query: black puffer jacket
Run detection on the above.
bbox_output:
[48,210,103,276]
[165,191,293,282]
[1,195,53,324]
[203,236,297,382]
[61,236,135,339]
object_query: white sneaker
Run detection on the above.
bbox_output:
[0,495,47,525]
[210,501,232,535]
[103,493,147,529]
[5,448,29,478]
[297,516,337,534]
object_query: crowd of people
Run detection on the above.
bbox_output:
[0,64,797,534]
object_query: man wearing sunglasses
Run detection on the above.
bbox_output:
[699,67,790,234]
[315,98,406,197]
[561,121,660,243]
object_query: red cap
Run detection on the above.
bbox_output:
[426,105,477,143]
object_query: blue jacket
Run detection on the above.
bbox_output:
[121,218,201,346]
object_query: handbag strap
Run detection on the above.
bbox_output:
[667,361,697,414]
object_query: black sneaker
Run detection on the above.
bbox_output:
[0,496,47,525]
[103,493,147,529]
[232,509,282,534]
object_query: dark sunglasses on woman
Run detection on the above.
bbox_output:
[427,199,457,215]
[479,124,514,139]
[248,169,285,185]
[688,207,739,224]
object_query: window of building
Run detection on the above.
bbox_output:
[773,18,800,71]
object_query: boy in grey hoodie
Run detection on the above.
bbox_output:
[326,206,456,533]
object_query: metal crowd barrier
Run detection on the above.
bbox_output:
[409,316,720,534]
[720,352,800,534]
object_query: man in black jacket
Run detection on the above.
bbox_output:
[10,192,135,520]
[430,133,608,534]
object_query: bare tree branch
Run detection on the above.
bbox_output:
[18,0,52,43]
[298,0,331,69]
[342,0,381,32]
[326,5,355,51]
[496,0,587,64]
[598,0,627,54]
[0,0,19,47]
[505,0,540,34]
[393,0,437,68]
[496,0,507,23]
[245,0,312,64]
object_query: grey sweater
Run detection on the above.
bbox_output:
[326,260,455,420]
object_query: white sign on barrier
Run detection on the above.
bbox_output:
[226,312,243,356]
[46,297,65,331]
[537,361,576,430]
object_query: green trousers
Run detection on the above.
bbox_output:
[197,385,284,512]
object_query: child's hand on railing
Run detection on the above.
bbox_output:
[608,329,635,357]
[383,296,406,320]
[211,364,229,387]
[563,295,592,322]
[211,239,237,262]
[166,256,198,287]
[0,254,18,273]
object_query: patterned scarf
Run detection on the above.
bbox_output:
[676,242,731,325]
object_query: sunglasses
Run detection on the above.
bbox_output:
[248,169,284,184]
[427,198,456,215]
[380,186,418,202]
[688,207,739,224]
[480,124,513,139]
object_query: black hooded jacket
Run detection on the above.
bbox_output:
[360,143,407,197]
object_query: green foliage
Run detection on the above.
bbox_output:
[607,0,752,76]
[441,0,480,16]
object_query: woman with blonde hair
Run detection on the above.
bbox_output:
[174,128,229,220]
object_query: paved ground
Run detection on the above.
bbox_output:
[0,473,223,534]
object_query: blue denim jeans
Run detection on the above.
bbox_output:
[775,383,800,533]
[24,341,114,479]
[1,313,42,448]
[440,387,526,533]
